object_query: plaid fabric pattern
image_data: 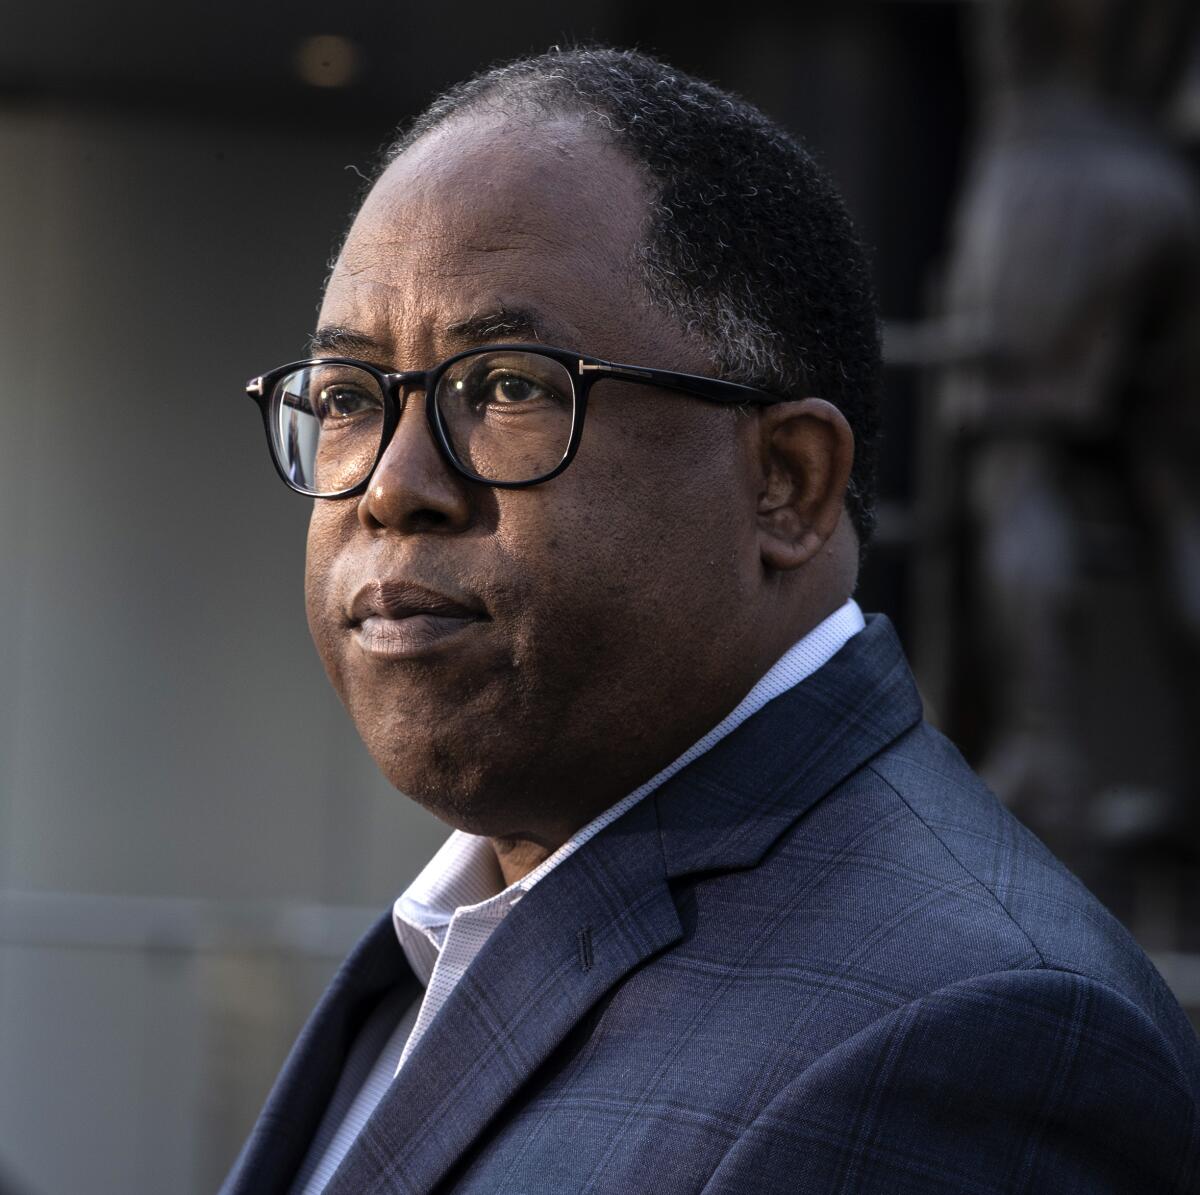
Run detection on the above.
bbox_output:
[222,615,1200,1194]
[390,599,866,1076]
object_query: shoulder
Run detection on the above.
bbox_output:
[672,731,1200,1194]
[865,722,1198,1072]
[700,965,1200,1194]
[696,717,1200,1090]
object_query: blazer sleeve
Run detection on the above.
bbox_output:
[699,968,1200,1195]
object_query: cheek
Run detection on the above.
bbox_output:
[493,425,752,648]
[581,411,752,557]
[303,506,351,683]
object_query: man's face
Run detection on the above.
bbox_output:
[305,113,767,842]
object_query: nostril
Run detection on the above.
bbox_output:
[411,508,450,532]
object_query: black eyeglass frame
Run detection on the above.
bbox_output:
[245,343,785,497]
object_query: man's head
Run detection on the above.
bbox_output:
[301,48,881,850]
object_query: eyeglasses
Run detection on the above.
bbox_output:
[245,343,783,497]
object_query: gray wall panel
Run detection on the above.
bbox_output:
[0,105,449,1194]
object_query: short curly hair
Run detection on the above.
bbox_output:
[380,47,882,547]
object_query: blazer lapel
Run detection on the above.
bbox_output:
[656,613,925,878]
[324,793,684,1195]
[220,911,415,1195]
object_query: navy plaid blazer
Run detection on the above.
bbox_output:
[222,616,1200,1193]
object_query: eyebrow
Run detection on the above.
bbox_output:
[308,306,567,365]
[443,307,560,347]
[307,325,388,358]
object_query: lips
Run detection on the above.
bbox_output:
[349,579,485,624]
[348,579,487,659]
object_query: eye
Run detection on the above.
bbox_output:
[486,373,548,405]
[318,384,381,423]
[439,351,575,419]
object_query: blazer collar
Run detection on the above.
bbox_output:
[656,613,923,879]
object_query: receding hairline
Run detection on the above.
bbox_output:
[381,84,665,243]
[389,73,626,158]
[383,99,657,227]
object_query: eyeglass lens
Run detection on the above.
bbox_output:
[268,351,577,494]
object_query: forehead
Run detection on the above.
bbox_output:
[322,112,660,361]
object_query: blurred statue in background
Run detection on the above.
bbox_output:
[931,0,1200,884]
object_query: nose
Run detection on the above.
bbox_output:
[356,387,472,534]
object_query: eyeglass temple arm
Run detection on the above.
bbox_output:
[579,360,781,406]
[247,378,314,415]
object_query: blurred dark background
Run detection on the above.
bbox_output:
[1,2,1197,1191]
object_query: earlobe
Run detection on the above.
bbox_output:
[756,399,855,571]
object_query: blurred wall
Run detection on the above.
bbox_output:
[0,105,451,1194]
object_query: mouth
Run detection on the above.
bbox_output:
[348,579,488,660]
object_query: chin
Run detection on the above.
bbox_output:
[337,660,581,838]
[365,734,523,836]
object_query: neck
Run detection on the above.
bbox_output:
[489,834,556,887]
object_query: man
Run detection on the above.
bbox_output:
[225,48,1200,1194]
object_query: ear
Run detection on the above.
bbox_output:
[755,398,855,571]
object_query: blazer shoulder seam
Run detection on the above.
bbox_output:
[865,761,1047,969]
